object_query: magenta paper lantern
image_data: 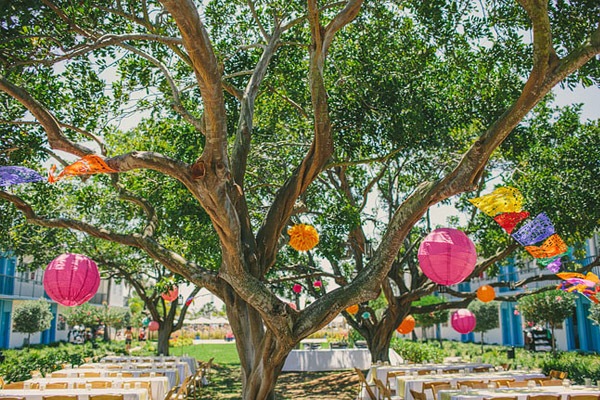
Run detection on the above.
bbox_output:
[43,253,100,306]
[451,309,477,334]
[418,228,477,285]
[148,321,160,331]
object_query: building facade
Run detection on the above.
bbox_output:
[413,234,600,352]
[0,253,127,349]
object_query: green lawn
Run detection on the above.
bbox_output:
[171,342,240,365]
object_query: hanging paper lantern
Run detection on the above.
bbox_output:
[0,166,45,187]
[346,304,359,314]
[493,211,530,234]
[417,228,477,286]
[468,187,524,217]
[512,212,555,246]
[476,285,496,303]
[451,309,476,334]
[292,284,302,294]
[288,224,319,251]
[43,253,100,307]
[161,287,179,302]
[313,281,322,290]
[148,321,160,331]
[288,302,297,310]
[396,315,415,334]
[48,155,118,183]
[361,311,371,319]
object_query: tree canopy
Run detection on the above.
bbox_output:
[0,1,598,398]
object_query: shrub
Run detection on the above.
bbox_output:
[390,339,446,363]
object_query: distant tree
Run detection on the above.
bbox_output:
[12,300,53,347]
[197,302,218,318]
[412,295,449,340]
[65,303,101,332]
[469,300,499,353]
[588,300,600,327]
[517,290,577,353]
[99,303,131,341]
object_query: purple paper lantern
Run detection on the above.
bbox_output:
[43,253,100,306]
[0,166,45,187]
[417,228,477,285]
[451,309,477,334]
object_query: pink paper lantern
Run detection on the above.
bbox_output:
[418,228,477,285]
[451,309,477,334]
[148,321,160,331]
[292,284,302,294]
[43,253,100,307]
[161,287,179,302]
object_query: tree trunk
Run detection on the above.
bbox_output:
[368,332,394,364]
[157,326,171,356]
[551,324,556,354]
[481,332,484,354]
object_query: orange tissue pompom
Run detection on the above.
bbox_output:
[288,224,319,251]
[346,305,359,314]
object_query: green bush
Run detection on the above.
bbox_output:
[540,352,600,384]
[390,339,446,363]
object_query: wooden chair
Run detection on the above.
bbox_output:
[527,396,561,400]
[76,381,111,388]
[3,382,27,389]
[374,377,402,400]
[42,397,78,400]
[444,368,461,374]
[129,381,153,400]
[1,398,26,400]
[171,375,194,400]
[45,382,69,389]
[163,386,178,400]
[566,395,600,400]
[549,370,568,380]
[490,378,515,387]
[484,397,518,400]
[88,396,124,400]
[473,367,490,373]
[424,382,452,399]
[501,363,511,371]
[81,372,102,377]
[51,372,68,378]
[540,380,563,386]
[107,371,134,377]
[355,368,377,400]
[507,381,530,388]
[139,371,164,377]
[459,381,488,389]
[410,388,427,400]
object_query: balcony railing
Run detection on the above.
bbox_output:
[0,273,110,303]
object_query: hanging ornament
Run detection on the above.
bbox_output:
[288,302,297,310]
[313,281,322,290]
[43,253,100,307]
[512,212,555,246]
[451,309,476,334]
[148,321,160,331]
[292,284,302,294]
[468,187,524,217]
[493,211,530,234]
[346,304,359,314]
[524,234,567,259]
[288,224,319,251]
[0,166,45,187]
[361,311,371,319]
[396,315,415,334]
[48,155,118,183]
[417,228,477,286]
[161,287,179,302]
[476,285,496,303]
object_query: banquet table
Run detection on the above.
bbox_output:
[439,385,600,400]
[282,349,403,372]
[0,387,148,400]
[80,361,190,382]
[100,355,197,374]
[54,367,179,387]
[27,376,169,400]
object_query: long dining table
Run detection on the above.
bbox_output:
[53,367,180,387]
[26,375,170,400]
[0,387,148,400]
[438,385,600,400]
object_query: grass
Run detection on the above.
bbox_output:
[171,342,240,365]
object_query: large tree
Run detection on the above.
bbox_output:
[0,1,599,398]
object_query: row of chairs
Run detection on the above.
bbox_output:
[50,371,164,378]
[0,396,123,400]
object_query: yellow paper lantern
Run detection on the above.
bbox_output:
[346,304,359,314]
[396,315,415,334]
[476,285,496,303]
[288,224,319,251]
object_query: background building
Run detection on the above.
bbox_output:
[0,253,127,349]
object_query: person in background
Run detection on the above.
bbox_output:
[138,327,146,342]
[124,326,133,353]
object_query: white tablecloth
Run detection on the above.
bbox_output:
[100,356,197,374]
[442,386,599,400]
[28,376,169,400]
[55,368,179,387]
[80,361,190,382]
[0,388,147,400]
[282,349,403,372]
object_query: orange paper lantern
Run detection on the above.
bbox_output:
[346,304,359,314]
[476,285,496,303]
[161,287,179,302]
[288,224,319,251]
[396,315,416,334]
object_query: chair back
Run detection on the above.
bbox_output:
[88,396,124,400]
[540,380,563,386]
[354,368,377,400]
[410,388,427,400]
[549,370,568,380]
[527,395,562,400]
[507,381,529,388]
